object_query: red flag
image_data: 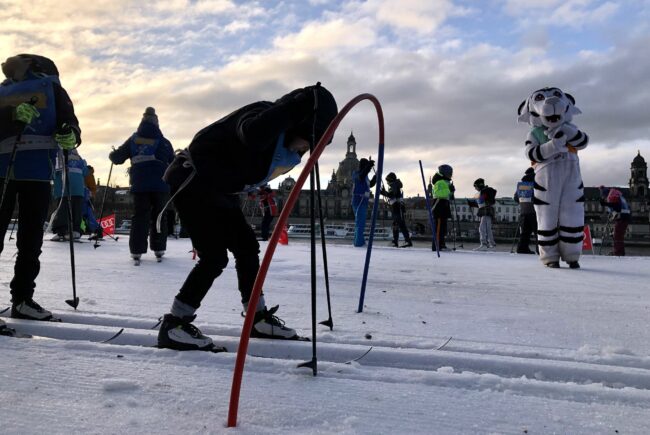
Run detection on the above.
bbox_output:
[99,214,115,236]
[582,225,593,251]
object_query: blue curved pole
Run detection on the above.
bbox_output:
[419,160,440,257]
[357,143,384,313]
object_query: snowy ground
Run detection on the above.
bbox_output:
[1,234,649,434]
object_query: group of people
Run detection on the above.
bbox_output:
[0,53,633,347]
[0,53,339,349]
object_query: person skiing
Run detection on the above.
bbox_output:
[109,107,174,264]
[599,186,631,256]
[257,184,279,241]
[430,164,454,250]
[513,167,537,254]
[467,178,497,250]
[380,172,412,247]
[351,157,376,247]
[50,148,87,241]
[0,54,81,323]
[156,84,338,351]
[517,87,589,268]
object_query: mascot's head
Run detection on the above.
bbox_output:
[517,87,581,129]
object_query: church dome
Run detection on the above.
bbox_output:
[632,151,646,168]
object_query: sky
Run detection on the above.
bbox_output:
[2,0,649,198]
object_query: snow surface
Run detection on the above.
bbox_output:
[1,235,649,434]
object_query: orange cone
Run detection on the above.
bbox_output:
[278,225,289,245]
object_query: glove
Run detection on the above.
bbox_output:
[55,124,77,150]
[560,123,579,142]
[550,129,567,152]
[14,102,40,124]
[450,183,456,193]
[368,159,375,168]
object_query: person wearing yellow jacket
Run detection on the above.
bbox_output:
[430,164,454,250]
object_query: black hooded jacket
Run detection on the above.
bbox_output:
[186,86,336,194]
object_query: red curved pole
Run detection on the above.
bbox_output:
[227,94,385,427]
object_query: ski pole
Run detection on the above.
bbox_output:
[510,216,521,253]
[94,152,114,249]
[314,161,333,330]
[451,196,463,248]
[0,97,38,212]
[62,148,79,309]
[298,84,322,376]
[449,202,457,251]
[418,160,439,256]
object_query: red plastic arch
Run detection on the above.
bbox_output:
[227,94,385,427]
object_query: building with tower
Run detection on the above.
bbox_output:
[584,151,649,239]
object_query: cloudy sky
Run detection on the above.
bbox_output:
[2,0,649,198]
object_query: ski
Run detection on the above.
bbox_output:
[344,346,373,364]
[154,343,227,353]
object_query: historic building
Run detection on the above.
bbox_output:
[584,151,649,238]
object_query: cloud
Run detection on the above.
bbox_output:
[0,1,647,201]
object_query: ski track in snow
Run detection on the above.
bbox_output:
[1,236,650,433]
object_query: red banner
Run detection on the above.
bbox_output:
[582,225,593,251]
[99,214,115,235]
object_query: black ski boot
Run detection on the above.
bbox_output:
[545,261,560,268]
[11,299,53,321]
[251,305,298,340]
[157,314,222,351]
[400,240,413,248]
[568,261,580,269]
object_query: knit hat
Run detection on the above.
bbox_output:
[525,167,535,176]
[473,178,485,189]
[2,54,59,80]
[276,83,338,145]
[438,164,453,178]
[142,107,159,126]
[386,172,397,182]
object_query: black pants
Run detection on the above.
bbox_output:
[130,191,168,255]
[168,165,260,309]
[518,213,538,251]
[51,195,83,235]
[260,211,274,241]
[391,202,411,244]
[0,179,51,304]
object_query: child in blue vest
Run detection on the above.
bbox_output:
[50,148,87,240]
[109,107,174,263]
[0,54,80,328]
[513,167,537,254]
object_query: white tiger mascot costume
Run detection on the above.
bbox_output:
[517,87,589,268]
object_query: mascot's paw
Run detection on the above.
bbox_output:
[551,130,568,152]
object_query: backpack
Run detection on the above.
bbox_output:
[484,187,497,205]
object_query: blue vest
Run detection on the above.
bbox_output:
[53,150,86,198]
[129,134,161,166]
[516,181,534,203]
[242,133,301,193]
[0,76,60,181]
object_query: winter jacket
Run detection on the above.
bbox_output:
[181,92,320,194]
[380,178,404,205]
[0,75,81,181]
[600,189,631,222]
[430,172,452,219]
[258,187,278,217]
[53,149,88,198]
[109,121,174,193]
[514,172,535,215]
[468,185,496,217]
[352,165,377,199]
